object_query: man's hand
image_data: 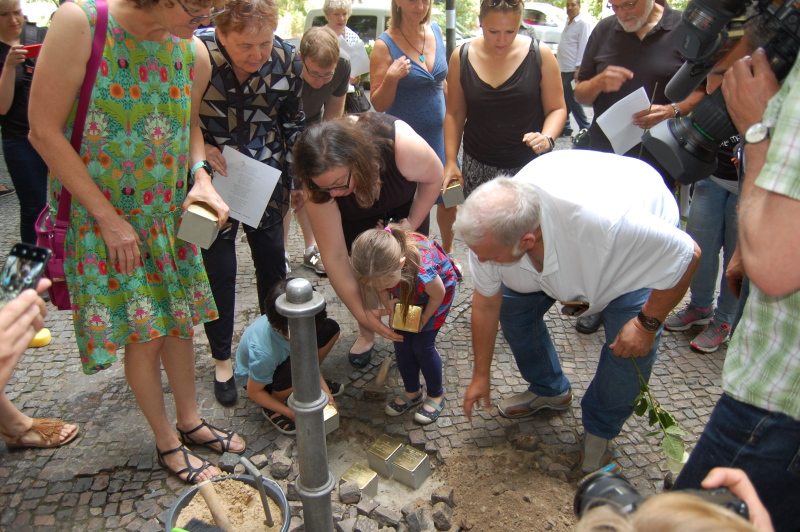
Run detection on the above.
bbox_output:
[462,375,492,422]
[722,49,781,134]
[595,65,634,93]
[702,468,774,532]
[632,104,673,129]
[204,144,228,177]
[609,317,657,358]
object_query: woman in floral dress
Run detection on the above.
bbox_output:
[29,0,245,484]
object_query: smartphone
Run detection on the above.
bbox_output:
[0,243,51,310]
[561,300,590,317]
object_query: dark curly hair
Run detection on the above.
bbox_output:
[265,278,327,337]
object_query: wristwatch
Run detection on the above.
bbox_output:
[190,160,214,181]
[637,311,661,332]
[542,134,555,151]
[745,122,770,144]
[671,103,680,117]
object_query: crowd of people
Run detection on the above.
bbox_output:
[0,0,797,530]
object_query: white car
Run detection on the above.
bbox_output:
[523,2,568,55]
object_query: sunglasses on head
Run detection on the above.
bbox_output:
[481,0,521,7]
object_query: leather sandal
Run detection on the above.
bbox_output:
[262,408,296,435]
[156,444,215,484]
[1,418,79,449]
[177,419,245,455]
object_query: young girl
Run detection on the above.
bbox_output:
[351,225,458,424]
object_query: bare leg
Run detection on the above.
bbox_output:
[214,358,233,382]
[0,390,77,445]
[436,203,458,255]
[283,209,292,248]
[295,203,317,250]
[124,338,219,482]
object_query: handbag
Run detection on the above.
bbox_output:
[34,0,108,310]
[345,82,372,114]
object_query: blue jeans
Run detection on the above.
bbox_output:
[393,328,443,398]
[561,72,590,131]
[3,138,48,244]
[674,393,800,532]
[500,285,659,439]
[685,178,738,325]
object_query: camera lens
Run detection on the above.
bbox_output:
[574,471,644,518]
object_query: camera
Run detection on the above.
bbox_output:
[642,0,800,185]
[574,470,749,520]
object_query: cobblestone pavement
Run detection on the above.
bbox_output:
[0,138,727,531]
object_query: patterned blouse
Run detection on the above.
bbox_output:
[196,28,305,230]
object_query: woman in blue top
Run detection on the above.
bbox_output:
[369,0,457,270]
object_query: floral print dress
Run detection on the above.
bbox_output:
[48,0,218,374]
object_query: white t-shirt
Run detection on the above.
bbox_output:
[470,151,696,315]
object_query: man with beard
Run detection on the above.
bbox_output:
[573,0,703,335]
[454,150,700,475]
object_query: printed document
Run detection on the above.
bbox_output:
[213,147,279,227]
[596,87,650,155]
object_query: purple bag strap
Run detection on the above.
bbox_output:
[55,0,109,224]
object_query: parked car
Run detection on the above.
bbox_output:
[523,2,568,55]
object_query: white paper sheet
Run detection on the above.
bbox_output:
[339,36,370,78]
[596,87,651,155]
[212,147,280,228]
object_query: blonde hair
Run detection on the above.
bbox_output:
[576,492,759,532]
[350,226,423,322]
[323,0,352,17]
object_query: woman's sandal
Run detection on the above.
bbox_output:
[156,444,215,484]
[385,392,424,417]
[414,397,446,425]
[0,418,79,449]
[177,419,245,455]
[261,408,296,435]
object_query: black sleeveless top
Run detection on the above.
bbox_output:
[335,113,430,250]
[461,39,545,169]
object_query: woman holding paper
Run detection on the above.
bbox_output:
[443,0,566,196]
[293,113,442,368]
[323,0,370,112]
[195,0,305,406]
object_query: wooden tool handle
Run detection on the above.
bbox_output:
[197,481,235,532]
[374,355,392,387]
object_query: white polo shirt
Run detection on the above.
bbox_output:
[470,151,696,316]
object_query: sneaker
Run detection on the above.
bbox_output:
[324,379,344,397]
[664,305,713,331]
[579,433,615,474]
[498,389,572,419]
[690,320,731,353]
[303,246,326,276]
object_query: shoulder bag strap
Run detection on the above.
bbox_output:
[531,37,541,69]
[56,0,109,223]
[459,41,470,71]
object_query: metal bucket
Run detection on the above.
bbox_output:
[165,474,290,532]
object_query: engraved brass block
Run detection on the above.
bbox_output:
[391,303,423,333]
[340,462,378,498]
[367,434,404,478]
[442,181,466,208]
[323,404,339,435]
[176,202,219,249]
[391,445,431,490]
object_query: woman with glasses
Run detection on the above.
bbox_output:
[370,0,461,283]
[194,0,305,406]
[293,114,442,367]
[28,0,246,483]
[443,0,566,196]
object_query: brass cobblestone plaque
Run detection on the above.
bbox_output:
[391,446,430,490]
[367,435,403,478]
[340,462,378,497]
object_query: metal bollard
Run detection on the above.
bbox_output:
[277,278,335,532]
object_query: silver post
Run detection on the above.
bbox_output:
[277,278,335,532]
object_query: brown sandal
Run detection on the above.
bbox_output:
[0,418,79,449]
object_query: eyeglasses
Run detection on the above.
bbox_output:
[174,0,223,25]
[308,170,352,192]
[481,0,521,7]
[606,0,640,12]
[302,58,335,80]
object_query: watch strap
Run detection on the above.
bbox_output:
[637,310,661,331]
[671,103,680,117]
[543,134,554,150]
[190,160,213,180]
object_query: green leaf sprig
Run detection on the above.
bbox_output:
[630,357,686,462]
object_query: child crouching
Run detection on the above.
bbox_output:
[234,279,342,435]
[351,225,458,424]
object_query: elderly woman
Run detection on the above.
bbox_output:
[29,0,245,483]
[370,0,459,269]
[444,0,566,196]
[195,0,304,406]
[293,114,442,367]
[323,0,368,111]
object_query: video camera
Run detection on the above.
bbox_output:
[642,0,800,185]
[574,470,749,519]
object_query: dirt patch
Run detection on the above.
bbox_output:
[176,478,284,531]
[440,445,578,532]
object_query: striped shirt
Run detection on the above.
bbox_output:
[723,57,800,421]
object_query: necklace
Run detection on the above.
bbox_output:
[399,25,426,63]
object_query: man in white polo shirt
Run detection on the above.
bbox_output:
[454,150,700,474]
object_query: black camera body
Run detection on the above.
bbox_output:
[642,0,800,185]
[574,471,749,520]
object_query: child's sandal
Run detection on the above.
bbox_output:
[414,397,446,425]
[262,408,296,435]
[385,392,424,416]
